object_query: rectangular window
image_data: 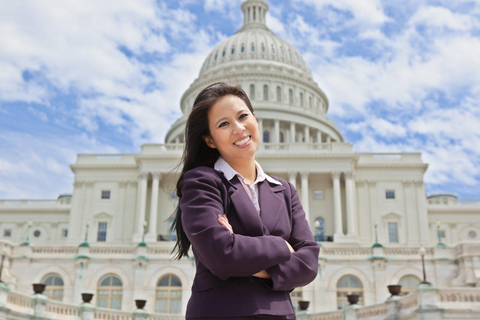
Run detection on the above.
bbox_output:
[388,222,399,243]
[97,222,107,242]
[4,229,11,237]
[386,190,395,199]
[62,229,68,237]
[101,190,111,199]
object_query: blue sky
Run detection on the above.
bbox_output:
[1,0,480,199]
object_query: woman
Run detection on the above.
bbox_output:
[171,82,319,319]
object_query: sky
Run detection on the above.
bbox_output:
[1,0,480,200]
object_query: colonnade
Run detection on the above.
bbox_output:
[257,119,333,144]
[134,170,358,243]
[135,172,163,242]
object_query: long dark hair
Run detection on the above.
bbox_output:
[170,82,254,259]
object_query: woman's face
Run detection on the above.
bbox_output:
[204,94,259,164]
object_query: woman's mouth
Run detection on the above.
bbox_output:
[233,136,251,146]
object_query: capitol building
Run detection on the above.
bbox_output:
[1,0,480,319]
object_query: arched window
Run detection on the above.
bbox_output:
[289,89,293,104]
[97,274,122,310]
[263,85,268,101]
[279,132,284,143]
[222,49,226,57]
[300,92,304,107]
[251,42,255,52]
[263,131,270,143]
[156,274,182,314]
[250,84,255,100]
[231,46,235,55]
[42,274,64,301]
[262,43,265,53]
[337,275,363,310]
[399,275,421,296]
[276,86,282,102]
[241,44,245,53]
[314,217,325,242]
[290,287,303,312]
[309,96,312,108]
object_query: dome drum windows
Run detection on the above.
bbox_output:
[251,42,255,52]
[288,89,293,105]
[231,46,235,55]
[249,84,255,100]
[300,92,304,107]
[276,86,282,102]
[222,49,226,57]
[241,44,245,53]
[263,85,269,101]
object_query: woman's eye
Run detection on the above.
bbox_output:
[240,114,248,119]
[219,122,228,128]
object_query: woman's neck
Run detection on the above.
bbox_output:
[226,158,257,183]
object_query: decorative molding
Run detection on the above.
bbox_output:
[138,172,149,180]
[344,171,354,180]
[331,171,341,180]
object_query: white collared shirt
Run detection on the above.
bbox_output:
[214,156,281,214]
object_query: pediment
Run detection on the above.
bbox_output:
[382,212,402,220]
[93,212,113,219]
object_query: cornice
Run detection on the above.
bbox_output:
[70,165,138,170]
[356,163,428,170]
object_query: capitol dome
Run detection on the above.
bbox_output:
[165,0,344,146]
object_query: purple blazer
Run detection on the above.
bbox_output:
[181,166,319,319]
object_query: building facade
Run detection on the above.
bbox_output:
[0,0,479,317]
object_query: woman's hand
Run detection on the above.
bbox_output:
[217,214,233,234]
[284,240,295,253]
[252,270,271,279]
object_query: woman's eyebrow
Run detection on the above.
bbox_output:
[214,110,249,126]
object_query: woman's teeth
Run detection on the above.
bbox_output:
[234,136,251,146]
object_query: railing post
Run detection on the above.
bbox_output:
[133,308,148,320]
[416,283,443,319]
[343,305,359,320]
[0,282,10,309]
[32,292,48,317]
[78,301,95,320]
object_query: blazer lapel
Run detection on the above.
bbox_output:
[229,176,264,236]
[258,180,286,234]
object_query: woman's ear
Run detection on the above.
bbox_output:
[203,135,216,149]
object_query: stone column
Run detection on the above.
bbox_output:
[301,172,310,225]
[290,122,295,143]
[114,182,128,242]
[135,173,149,240]
[326,136,331,143]
[316,130,322,143]
[345,172,357,238]
[403,181,420,246]
[332,172,344,240]
[258,118,264,143]
[67,181,86,245]
[82,182,95,243]
[415,181,431,245]
[304,126,310,143]
[288,171,297,188]
[146,173,161,242]
[368,181,379,243]
[274,119,280,144]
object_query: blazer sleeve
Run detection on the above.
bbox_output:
[181,167,291,280]
[265,182,320,291]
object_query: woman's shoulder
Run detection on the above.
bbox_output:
[183,166,224,183]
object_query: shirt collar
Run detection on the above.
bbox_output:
[214,156,281,186]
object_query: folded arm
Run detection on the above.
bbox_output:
[264,182,320,291]
[181,168,291,280]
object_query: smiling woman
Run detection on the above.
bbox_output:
[169,82,319,319]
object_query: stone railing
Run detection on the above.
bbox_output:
[90,247,136,255]
[32,247,79,255]
[45,299,80,317]
[320,248,373,256]
[383,247,434,255]
[355,303,388,319]
[94,308,133,320]
[6,291,34,310]
[439,288,480,306]
[308,310,343,320]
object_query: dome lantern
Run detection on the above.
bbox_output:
[239,0,269,32]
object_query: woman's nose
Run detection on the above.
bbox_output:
[232,121,245,134]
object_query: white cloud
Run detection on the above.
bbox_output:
[410,6,478,31]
